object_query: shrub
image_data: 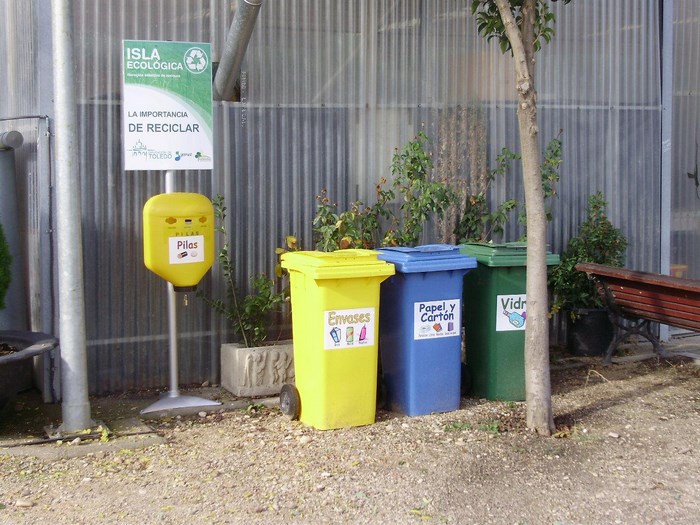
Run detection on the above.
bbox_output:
[549,192,627,317]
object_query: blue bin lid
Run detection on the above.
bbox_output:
[377,244,477,273]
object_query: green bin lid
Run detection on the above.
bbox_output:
[458,242,560,267]
[281,249,395,280]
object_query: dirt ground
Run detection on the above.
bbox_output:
[1,345,700,524]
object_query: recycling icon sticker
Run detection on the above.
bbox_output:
[184,47,208,74]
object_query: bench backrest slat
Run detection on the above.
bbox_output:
[575,262,700,333]
[601,282,700,311]
[610,306,700,331]
[576,263,700,294]
[608,295,700,328]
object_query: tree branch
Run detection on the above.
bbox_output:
[522,0,537,77]
[494,0,533,92]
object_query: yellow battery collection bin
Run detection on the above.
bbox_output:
[143,192,215,292]
[280,250,395,430]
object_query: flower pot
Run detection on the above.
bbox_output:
[0,330,58,412]
[566,309,614,357]
[220,341,294,397]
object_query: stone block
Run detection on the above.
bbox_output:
[221,341,294,397]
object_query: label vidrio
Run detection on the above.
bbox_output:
[496,294,527,331]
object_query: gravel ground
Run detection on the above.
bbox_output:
[1,352,700,524]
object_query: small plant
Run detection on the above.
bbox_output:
[275,234,299,280]
[99,425,111,443]
[478,420,501,435]
[384,131,458,246]
[312,131,457,251]
[454,146,519,243]
[443,420,472,432]
[453,135,562,243]
[245,402,266,413]
[199,195,285,348]
[312,131,560,250]
[312,188,391,251]
[0,222,11,310]
[549,192,628,318]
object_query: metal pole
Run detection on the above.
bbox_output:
[51,0,93,431]
[165,171,180,398]
[659,0,674,342]
[213,0,263,101]
[166,282,180,397]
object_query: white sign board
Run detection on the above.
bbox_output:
[496,294,527,331]
[324,308,375,350]
[122,40,213,171]
[413,299,460,340]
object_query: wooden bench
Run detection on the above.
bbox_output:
[575,263,700,365]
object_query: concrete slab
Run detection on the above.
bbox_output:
[0,390,284,460]
[0,417,164,459]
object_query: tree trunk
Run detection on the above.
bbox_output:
[495,0,554,435]
[519,93,554,435]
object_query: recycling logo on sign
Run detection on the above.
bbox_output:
[184,47,208,74]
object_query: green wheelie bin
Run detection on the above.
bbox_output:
[459,242,559,400]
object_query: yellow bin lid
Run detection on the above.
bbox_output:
[281,249,395,280]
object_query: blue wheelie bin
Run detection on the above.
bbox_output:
[377,244,477,416]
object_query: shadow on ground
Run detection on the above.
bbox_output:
[1,336,698,458]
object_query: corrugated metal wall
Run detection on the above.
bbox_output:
[672,0,700,280]
[1,0,39,115]
[0,0,675,393]
[0,0,54,339]
[239,0,661,263]
[71,1,225,393]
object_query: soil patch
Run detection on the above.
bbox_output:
[1,351,700,524]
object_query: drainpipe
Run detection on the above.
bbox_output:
[51,0,93,431]
[0,131,27,332]
[0,131,24,149]
[213,0,263,101]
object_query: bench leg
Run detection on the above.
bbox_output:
[637,320,669,359]
[604,329,629,366]
[603,318,668,365]
[604,310,631,366]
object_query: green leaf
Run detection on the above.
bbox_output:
[500,38,510,54]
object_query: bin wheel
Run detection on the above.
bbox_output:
[280,384,301,420]
[461,363,472,397]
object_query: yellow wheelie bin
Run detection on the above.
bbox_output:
[280,250,395,430]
